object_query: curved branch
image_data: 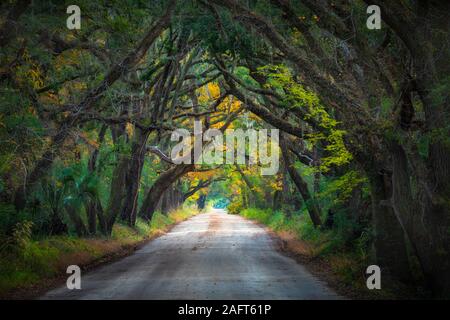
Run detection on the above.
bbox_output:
[147,146,175,164]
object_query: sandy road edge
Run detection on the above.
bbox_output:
[1,212,202,300]
[237,215,359,299]
[244,215,421,299]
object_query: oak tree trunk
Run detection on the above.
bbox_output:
[280,134,322,227]
[139,164,193,221]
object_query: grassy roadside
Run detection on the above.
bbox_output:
[0,206,199,299]
[239,208,414,299]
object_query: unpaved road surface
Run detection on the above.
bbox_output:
[42,209,340,299]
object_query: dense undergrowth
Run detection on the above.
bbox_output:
[0,206,198,296]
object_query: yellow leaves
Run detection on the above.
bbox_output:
[291,29,305,47]
[78,132,100,149]
[39,92,60,105]
[28,106,37,116]
[248,113,261,121]
[96,38,106,47]
[261,64,351,171]
[57,80,87,104]
[229,178,245,196]
[15,49,44,89]
[319,170,367,204]
[73,81,87,90]
[217,100,228,112]
[217,96,241,113]
[54,49,83,72]
[197,82,221,104]
[62,111,71,118]
[210,120,234,130]
[230,98,241,112]
[207,82,221,99]
[125,122,134,138]
[197,88,209,104]
[253,186,264,194]
[187,170,216,181]
[190,191,200,201]
[269,179,283,191]
[297,15,319,22]
[28,69,44,89]
[199,82,221,100]
[66,33,77,42]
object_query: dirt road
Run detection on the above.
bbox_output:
[42,209,340,299]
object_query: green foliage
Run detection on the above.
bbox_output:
[0,206,198,295]
[0,85,44,183]
[319,171,367,205]
[0,204,21,236]
[241,206,370,257]
[0,220,33,255]
[241,207,322,243]
[187,8,266,58]
[241,208,273,224]
[149,212,173,231]
[417,134,430,159]
[227,199,244,215]
[258,64,352,172]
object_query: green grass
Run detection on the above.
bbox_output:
[241,208,323,241]
[0,206,199,296]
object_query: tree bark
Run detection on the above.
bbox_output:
[85,125,107,235]
[234,164,258,207]
[389,141,450,296]
[65,206,87,237]
[0,0,31,47]
[365,167,412,284]
[139,164,193,221]
[105,156,129,235]
[197,194,207,210]
[280,134,322,227]
[121,129,150,225]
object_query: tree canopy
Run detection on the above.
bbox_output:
[1,0,449,298]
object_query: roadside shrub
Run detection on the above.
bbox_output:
[266,211,286,231]
[227,199,244,215]
[22,241,59,277]
[241,207,369,259]
[240,208,272,224]
[0,220,33,256]
[0,204,200,295]
[149,212,173,231]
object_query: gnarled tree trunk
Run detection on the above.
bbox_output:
[367,170,412,284]
[105,155,129,235]
[121,129,150,226]
[389,141,450,296]
[280,134,322,227]
[139,164,193,221]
